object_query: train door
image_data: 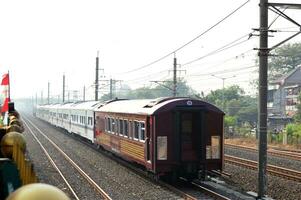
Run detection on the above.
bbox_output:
[175,110,202,162]
[146,116,152,163]
[84,110,88,137]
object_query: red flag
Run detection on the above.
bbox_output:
[1,98,9,113]
[1,73,9,85]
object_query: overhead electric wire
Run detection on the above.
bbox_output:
[187,65,258,77]
[123,69,168,84]
[122,32,256,85]
[113,0,251,75]
[123,48,255,86]
[186,48,254,69]
[182,32,255,66]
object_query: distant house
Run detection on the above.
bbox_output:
[267,66,301,130]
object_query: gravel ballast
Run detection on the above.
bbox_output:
[22,114,183,200]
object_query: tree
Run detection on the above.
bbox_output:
[205,85,245,108]
[100,78,198,100]
[268,43,301,80]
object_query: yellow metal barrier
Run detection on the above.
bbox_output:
[12,143,38,185]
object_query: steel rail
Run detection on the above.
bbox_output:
[225,143,301,161]
[23,120,80,200]
[225,155,301,182]
[32,115,229,200]
[190,182,231,200]
[24,116,112,200]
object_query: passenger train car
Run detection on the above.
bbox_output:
[36,97,224,180]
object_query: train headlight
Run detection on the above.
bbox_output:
[157,136,167,160]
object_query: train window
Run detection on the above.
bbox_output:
[112,119,116,133]
[181,113,192,142]
[108,118,111,132]
[119,119,123,136]
[124,120,128,137]
[139,122,145,141]
[116,119,119,134]
[134,121,139,140]
[128,121,132,139]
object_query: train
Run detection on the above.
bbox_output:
[36,97,224,181]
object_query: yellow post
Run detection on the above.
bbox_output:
[25,161,30,184]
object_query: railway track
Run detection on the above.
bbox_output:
[23,117,112,200]
[225,143,301,161]
[28,114,233,200]
[60,125,230,200]
[225,155,301,182]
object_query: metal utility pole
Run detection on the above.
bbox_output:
[40,91,43,105]
[47,82,50,104]
[95,52,99,101]
[258,0,268,198]
[109,79,113,99]
[63,74,65,103]
[83,86,86,102]
[173,56,177,97]
[255,2,301,199]
[108,79,122,99]
[211,75,235,111]
[152,55,186,97]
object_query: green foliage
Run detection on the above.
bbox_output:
[205,85,245,108]
[205,85,257,125]
[286,123,294,136]
[269,42,301,80]
[102,78,198,100]
[225,115,237,127]
[285,123,301,145]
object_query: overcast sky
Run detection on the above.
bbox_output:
[1,0,301,101]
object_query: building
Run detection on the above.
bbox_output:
[267,66,301,130]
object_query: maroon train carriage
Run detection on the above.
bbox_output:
[94,97,224,180]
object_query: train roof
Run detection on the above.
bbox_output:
[37,101,103,111]
[71,101,103,110]
[95,97,223,115]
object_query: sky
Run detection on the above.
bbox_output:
[1,0,301,102]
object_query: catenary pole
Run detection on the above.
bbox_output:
[95,52,99,101]
[48,82,50,104]
[173,55,177,97]
[258,0,268,198]
[83,86,85,102]
[63,74,65,103]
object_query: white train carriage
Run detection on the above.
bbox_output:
[56,103,74,131]
[69,101,102,142]
[36,105,50,121]
[48,104,60,126]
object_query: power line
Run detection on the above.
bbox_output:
[187,65,257,77]
[182,32,255,66]
[122,50,256,85]
[113,0,251,75]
